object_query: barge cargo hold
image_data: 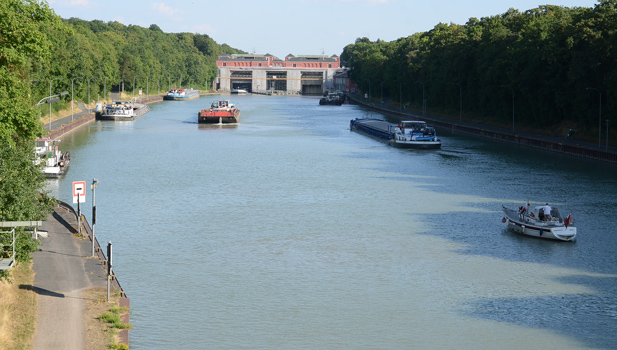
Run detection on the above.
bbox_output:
[198,100,240,124]
[164,88,200,101]
[350,118,441,149]
[97,101,150,121]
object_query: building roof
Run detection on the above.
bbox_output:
[217,54,269,62]
[217,53,339,63]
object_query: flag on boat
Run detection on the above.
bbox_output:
[564,211,573,228]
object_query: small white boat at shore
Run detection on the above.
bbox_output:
[35,139,70,178]
[502,204,576,241]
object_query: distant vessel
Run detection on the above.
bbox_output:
[319,91,345,105]
[350,118,441,149]
[231,88,248,95]
[35,138,70,178]
[164,88,200,100]
[97,101,149,121]
[198,100,240,124]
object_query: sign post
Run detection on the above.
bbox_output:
[73,181,86,236]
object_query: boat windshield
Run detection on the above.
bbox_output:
[531,205,562,220]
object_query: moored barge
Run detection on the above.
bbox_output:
[198,100,240,124]
[164,88,200,101]
[350,118,441,149]
[97,101,149,121]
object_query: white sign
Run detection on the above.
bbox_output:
[139,89,143,96]
[73,181,86,203]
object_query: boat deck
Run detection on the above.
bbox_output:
[97,103,150,121]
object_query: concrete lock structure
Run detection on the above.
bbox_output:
[216,53,345,95]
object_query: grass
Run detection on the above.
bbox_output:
[83,288,132,350]
[0,263,37,350]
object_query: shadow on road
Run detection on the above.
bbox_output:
[19,284,65,298]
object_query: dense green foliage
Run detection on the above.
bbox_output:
[29,17,245,112]
[342,1,617,140]
[1,0,58,281]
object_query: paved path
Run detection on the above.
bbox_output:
[43,102,91,134]
[32,206,107,350]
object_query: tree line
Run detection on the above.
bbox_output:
[0,0,244,280]
[29,17,245,114]
[341,1,617,142]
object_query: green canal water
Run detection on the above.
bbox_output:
[49,94,617,349]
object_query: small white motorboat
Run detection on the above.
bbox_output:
[502,204,576,241]
[35,139,70,178]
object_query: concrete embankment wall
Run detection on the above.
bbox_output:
[348,94,617,164]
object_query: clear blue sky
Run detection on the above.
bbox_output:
[49,0,599,60]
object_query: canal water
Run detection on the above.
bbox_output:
[50,95,617,349]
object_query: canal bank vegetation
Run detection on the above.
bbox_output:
[0,263,37,350]
[341,1,617,143]
[1,0,57,283]
[28,9,245,123]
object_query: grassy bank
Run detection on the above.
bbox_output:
[0,263,37,350]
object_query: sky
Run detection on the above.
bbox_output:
[49,0,600,60]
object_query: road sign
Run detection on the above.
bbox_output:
[73,181,86,203]
[139,89,143,95]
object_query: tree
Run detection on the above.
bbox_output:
[0,0,59,281]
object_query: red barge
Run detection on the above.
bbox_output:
[198,100,240,124]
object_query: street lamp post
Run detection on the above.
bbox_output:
[501,85,515,132]
[586,87,602,147]
[606,120,610,149]
[133,76,139,101]
[71,77,83,122]
[49,78,63,130]
[88,77,98,113]
[451,82,462,123]
[399,82,402,111]
[103,77,107,103]
[179,74,182,89]
[415,81,425,117]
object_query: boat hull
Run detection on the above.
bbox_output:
[390,139,442,149]
[198,111,240,124]
[163,94,200,101]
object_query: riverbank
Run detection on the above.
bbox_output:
[43,95,164,140]
[348,93,617,164]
